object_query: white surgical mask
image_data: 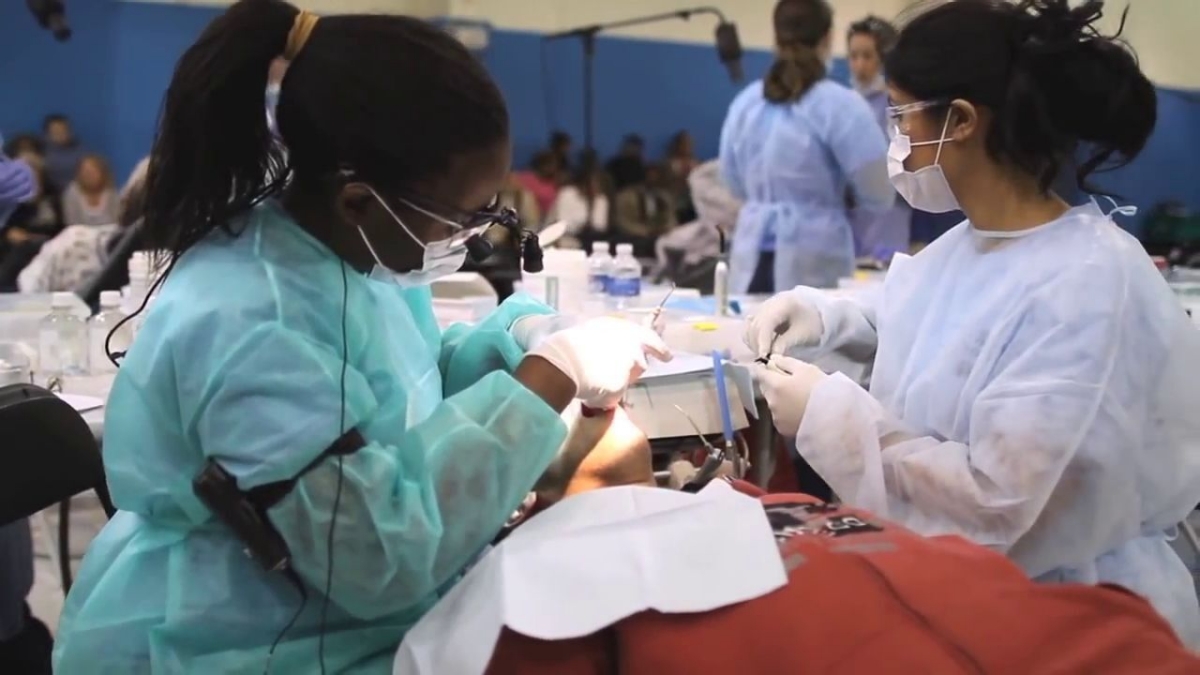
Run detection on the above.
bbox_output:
[357,187,470,288]
[887,112,960,214]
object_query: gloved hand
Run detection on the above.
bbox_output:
[528,317,672,409]
[510,314,581,351]
[744,291,825,359]
[751,355,827,437]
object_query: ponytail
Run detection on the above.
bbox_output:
[764,44,826,103]
[144,0,298,262]
[765,0,833,105]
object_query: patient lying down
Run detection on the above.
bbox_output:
[400,406,1200,675]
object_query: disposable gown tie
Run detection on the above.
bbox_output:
[52,201,566,674]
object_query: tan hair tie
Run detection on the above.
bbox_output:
[283,10,319,61]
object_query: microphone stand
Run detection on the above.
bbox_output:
[543,7,732,246]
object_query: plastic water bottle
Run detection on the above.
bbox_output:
[39,292,88,382]
[587,249,611,297]
[607,243,642,310]
[89,291,131,375]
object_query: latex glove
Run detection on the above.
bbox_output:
[751,355,827,437]
[510,314,581,351]
[529,317,672,409]
[744,291,825,359]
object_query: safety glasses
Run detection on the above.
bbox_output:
[398,195,519,248]
[340,168,520,248]
[885,99,948,120]
[886,99,949,141]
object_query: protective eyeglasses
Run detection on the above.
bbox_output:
[339,168,519,248]
[399,195,519,248]
[885,99,949,140]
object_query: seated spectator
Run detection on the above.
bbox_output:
[548,130,573,182]
[19,157,148,293]
[41,114,84,193]
[61,154,119,227]
[514,151,561,217]
[0,154,63,290]
[497,172,541,229]
[547,168,609,248]
[653,160,742,283]
[2,134,43,160]
[613,163,677,258]
[664,130,699,221]
[605,134,646,191]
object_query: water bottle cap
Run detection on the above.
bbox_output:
[51,292,75,309]
[100,290,122,308]
[616,243,633,255]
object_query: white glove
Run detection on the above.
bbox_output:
[511,314,581,351]
[744,291,825,359]
[529,317,672,409]
[750,355,827,437]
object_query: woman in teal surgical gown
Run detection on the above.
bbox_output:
[52,2,667,673]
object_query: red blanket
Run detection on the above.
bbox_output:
[487,482,1197,674]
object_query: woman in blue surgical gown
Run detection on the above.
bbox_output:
[747,0,1200,647]
[52,3,668,673]
[719,0,894,294]
[846,15,911,261]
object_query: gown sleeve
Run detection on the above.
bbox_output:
[791,267,1164,576]
[194,320,567,620]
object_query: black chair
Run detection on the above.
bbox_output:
[0,384,114,592]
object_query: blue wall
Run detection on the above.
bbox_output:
[1,0,1196,232]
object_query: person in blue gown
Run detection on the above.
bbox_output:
[719,0,894,294]
[846,16,911,261]
[52,3,667,673]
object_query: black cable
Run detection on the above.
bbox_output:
[317,260,350,674]
[263,575,308,675]
[104,255,175,367]
[58,498,73,593]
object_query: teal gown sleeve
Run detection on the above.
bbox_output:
[196,320,567,621]
[439,292,556,397]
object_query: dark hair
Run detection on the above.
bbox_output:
[764,0,833,104]
[848,15,897,55]
[886,0,1155,194]
[530,150,558,172]
[549,131,571,149]
[3,133,44,158]
[144,0,509,265]
[667,130,692,157]
[42,114,69,132]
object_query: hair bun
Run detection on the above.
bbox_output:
[1016,0,1107,55]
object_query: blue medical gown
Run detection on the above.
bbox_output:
[790,202,1200,646]
[52,201,567,674]
[719,80,893,292]
[848,85,911,259]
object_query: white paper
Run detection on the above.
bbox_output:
[56,393,104,413]
[641,351,713,381]
[393,482,787,675]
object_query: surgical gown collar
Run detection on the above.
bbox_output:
[968,200,1106,239]
[256,198,361,271]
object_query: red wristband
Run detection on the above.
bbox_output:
[579,404,614,418]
